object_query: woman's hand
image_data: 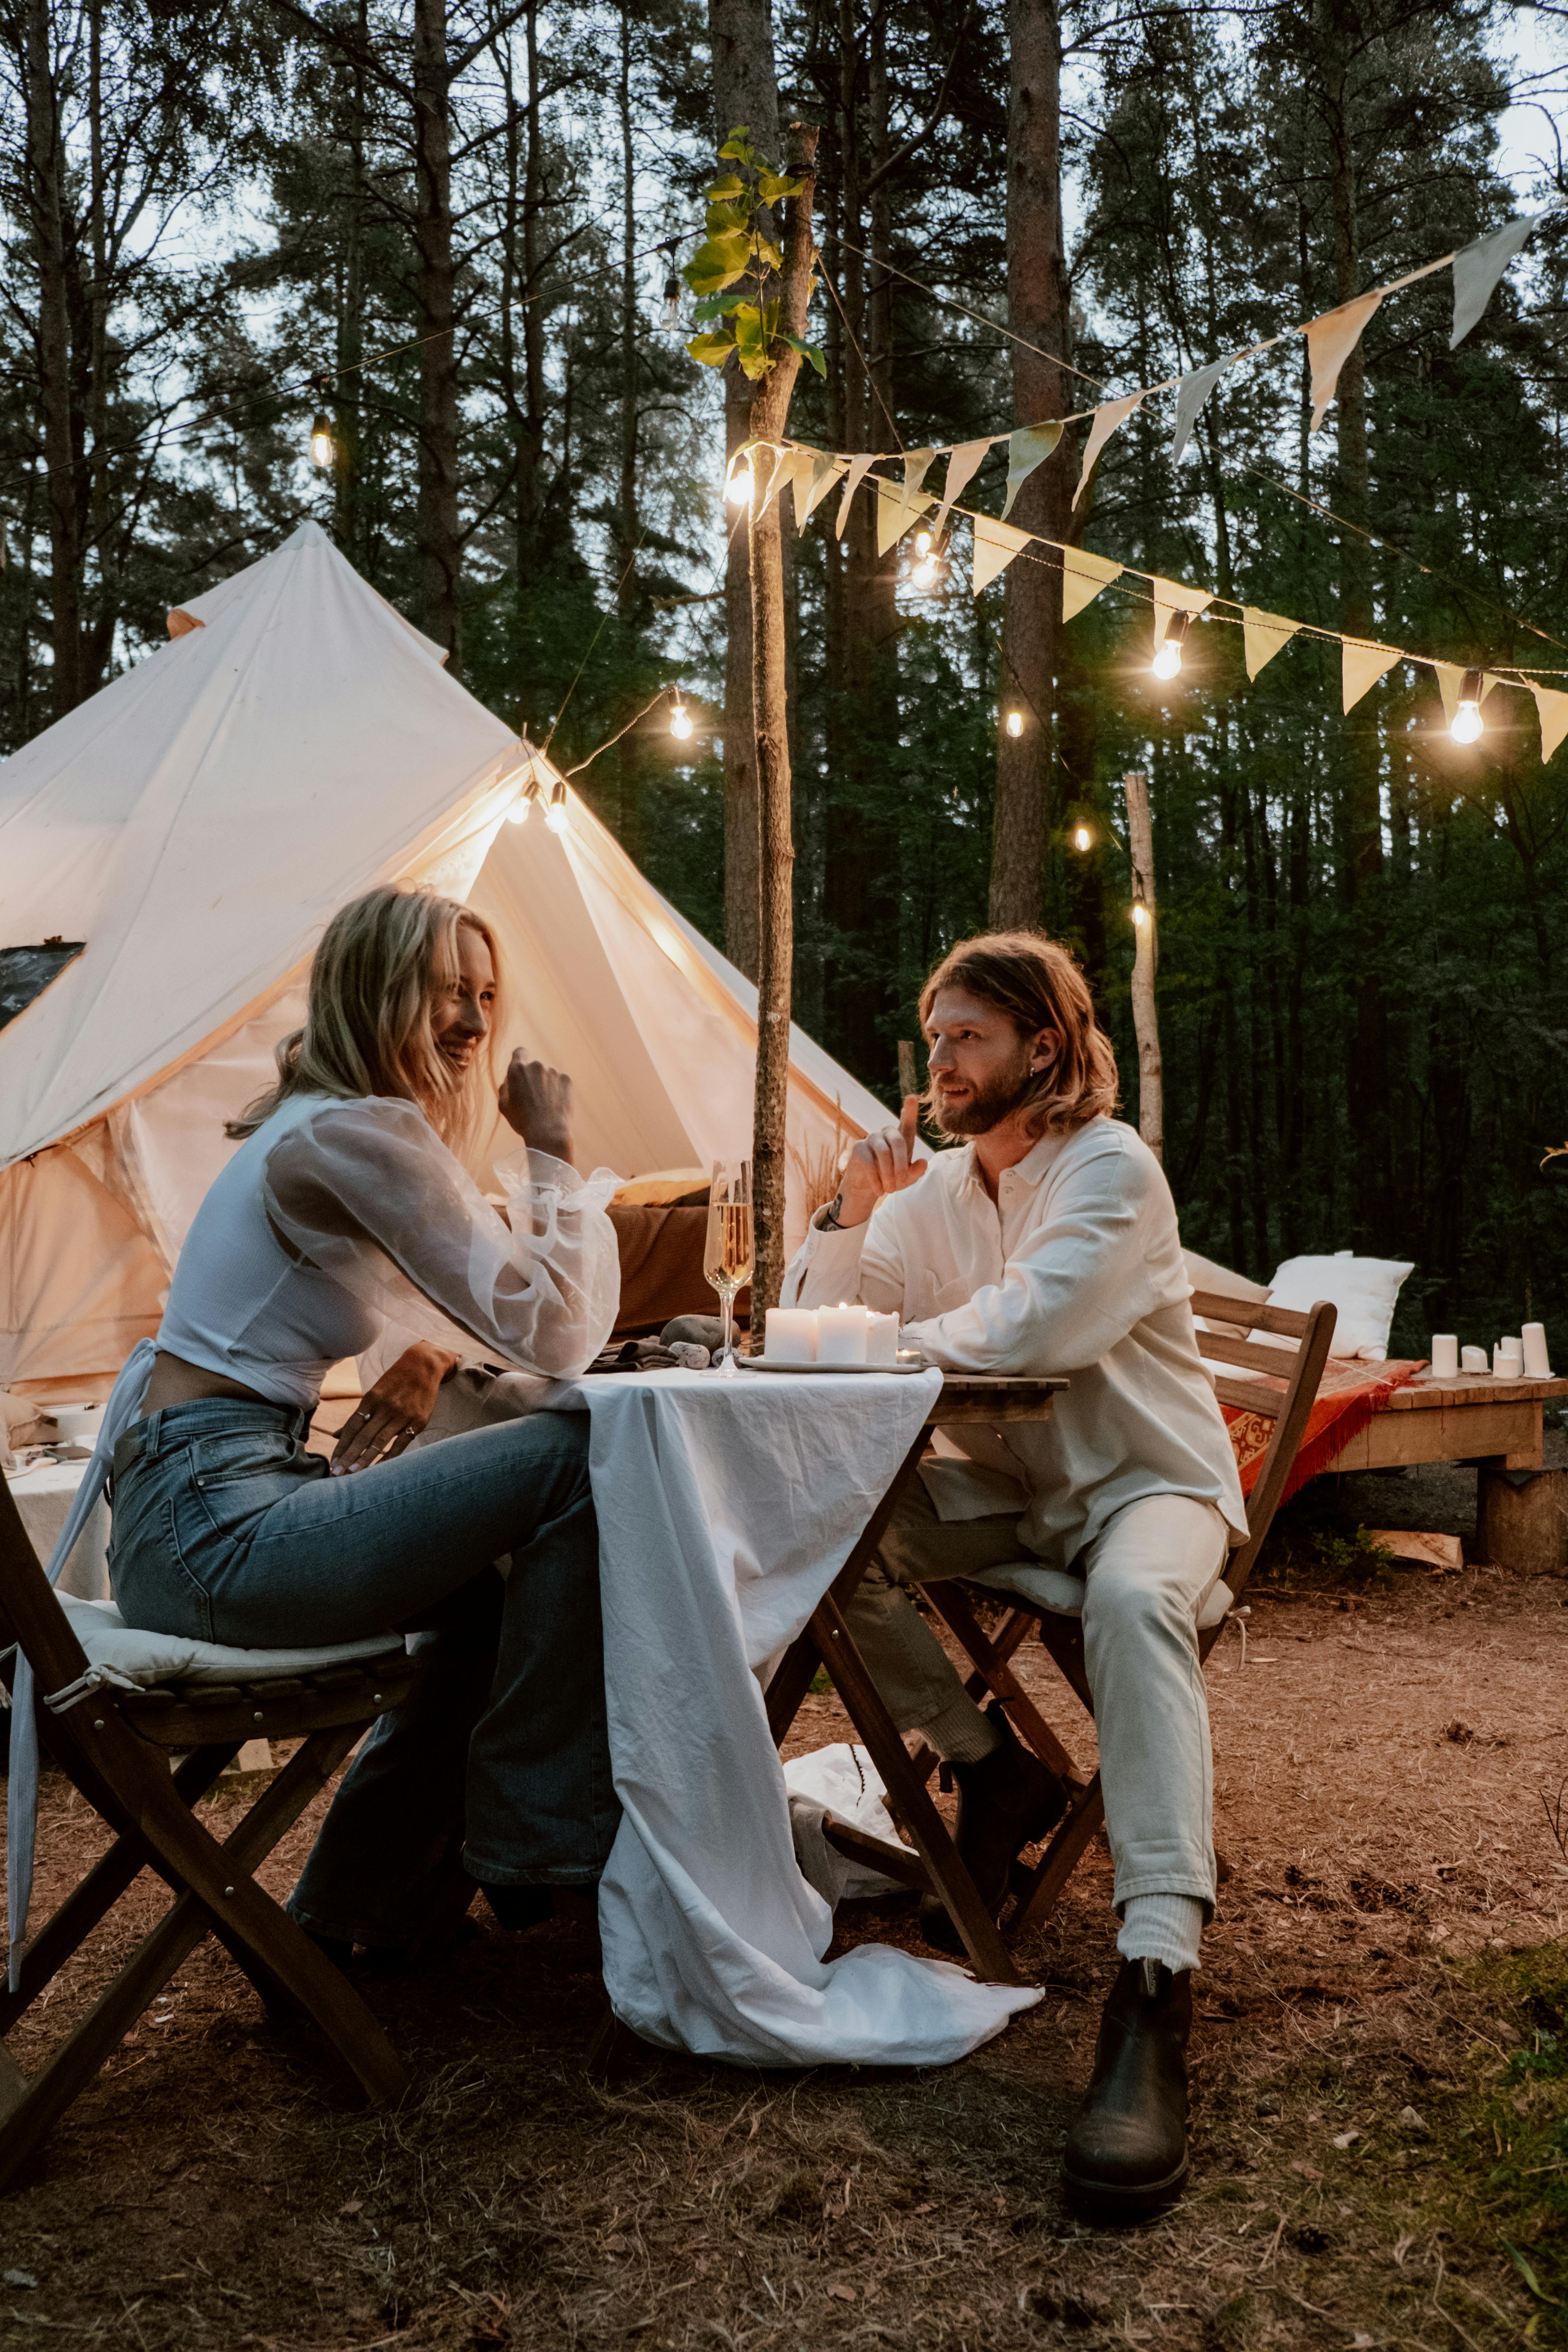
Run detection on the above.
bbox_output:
[829,1096,928,1230]
[499,1050,575,1165]
[331,1343,460,1474]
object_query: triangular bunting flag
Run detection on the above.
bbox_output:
[1060,546,1123,622]
[1171,358,1233,465]
[1306,290,1384,432]
[932,437,993,536]
[1242,608,1302,680]
[758,445,805,516]
[1001,421,1064,518]
[1451,215,1537,349]
[972,514,1034,594]
[1432,659,1465,726]
[796,451,847,531]
[1151,577,1213,651]
[1531,682,1568,763]
[1074,393,1147,508]
[835,453,876,539]
[897,448,936,535]
[1342,637,1401,713]
[876,475,934,557]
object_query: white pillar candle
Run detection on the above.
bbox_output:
[1494,1341,1522,1378]
[867,1311,899,1366]
[1429,1334,1459,1378]
[1460,1344,1488,1374]
[816,1303,869,1365]
[765,1308,818,1364]
[1522,1321,1553,1378]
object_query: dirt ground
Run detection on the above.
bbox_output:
[3,1462,1566,2352]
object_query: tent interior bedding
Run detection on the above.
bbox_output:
[0,521,888,1396]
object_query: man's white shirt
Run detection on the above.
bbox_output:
[780,1113,1246,1572]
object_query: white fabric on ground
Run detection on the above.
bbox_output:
[542,1365,1041,2066]
[1118,1891,1205,1975]
[782,1116,1246,1571]
[782,1744,907,1904]
[55,1596,403,1687]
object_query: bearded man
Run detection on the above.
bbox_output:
[779,929,1246,2216]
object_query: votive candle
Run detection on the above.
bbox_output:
[1494,1340,1522,1378]
[867,1311,899,1366]
[1460,1345,1488,1374]
[1429,1334,1459,1378]
[766,1308,818,1364]
[817,1303,869,1365]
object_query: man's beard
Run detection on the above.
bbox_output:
[930,1042,1040,1138]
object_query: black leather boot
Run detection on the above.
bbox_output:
[918,1704,1069,1954]
[1063,1958,1192,2216]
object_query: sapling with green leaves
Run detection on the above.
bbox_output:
[683,127,825,385]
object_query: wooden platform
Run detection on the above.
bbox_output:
[1325,1371,1568,1474]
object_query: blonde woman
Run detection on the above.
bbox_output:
[107,885,621,1953]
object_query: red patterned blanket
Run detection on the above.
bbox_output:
[1223,1358,1425,1502]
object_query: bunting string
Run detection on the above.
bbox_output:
[795,214,1542,509]
[747,432,1568,767]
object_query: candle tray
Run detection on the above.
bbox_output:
[737,1356,929,1376]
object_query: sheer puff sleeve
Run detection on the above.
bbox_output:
[262,1097,621,1378]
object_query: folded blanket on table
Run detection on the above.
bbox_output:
[1222,1359,1424,1502]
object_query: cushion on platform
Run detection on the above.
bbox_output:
[1266,1251,1412,1359]
[57,1596,405,1689]
[969,1562,1236,1630]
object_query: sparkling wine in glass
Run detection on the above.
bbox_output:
[703,1159,754,1369]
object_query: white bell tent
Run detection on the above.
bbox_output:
[0,521,888,1393]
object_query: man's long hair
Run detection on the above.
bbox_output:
[226,885,504,1156]
[918,929,1120,1138]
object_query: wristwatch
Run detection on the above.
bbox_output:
[820,1193,845,1231]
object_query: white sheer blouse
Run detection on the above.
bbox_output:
[157,1092,621,1409]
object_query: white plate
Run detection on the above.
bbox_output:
[737,1357,928,1376]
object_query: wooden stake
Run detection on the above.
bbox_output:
[1123,769,1163,1164]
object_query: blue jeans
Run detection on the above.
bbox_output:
[107,1398,619,1944]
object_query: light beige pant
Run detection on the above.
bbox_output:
[843,1479,1228,1909]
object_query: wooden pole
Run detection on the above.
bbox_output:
[747,124,819,1322]
[1123,769,1163,1165]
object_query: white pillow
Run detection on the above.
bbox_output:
[1265,1251,1413,1359]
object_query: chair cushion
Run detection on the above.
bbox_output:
[968,1562,1236,1630]
[57,1596,405,1689]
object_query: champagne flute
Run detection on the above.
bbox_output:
[703,1159,754,1371]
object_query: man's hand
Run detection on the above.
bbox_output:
[499,1050,574,1165]
[829,1095,928,1230]
[331,1343,460,1474]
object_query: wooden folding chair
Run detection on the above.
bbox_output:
[0,1477,419,2189]
[916,1292,1337,1941]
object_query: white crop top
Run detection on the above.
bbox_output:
[157,1092,621,1409]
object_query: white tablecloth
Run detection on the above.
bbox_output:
[5,1459,111,1600]
[545,1365,1041,2067]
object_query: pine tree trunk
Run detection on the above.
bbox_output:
[992,0,1070,929]
[412,0,462,672]
[22,0,82,716]
[615,5,643,859]
[707,0,780,981]
[1124,771,1163,1165]
[746,127,819,1322]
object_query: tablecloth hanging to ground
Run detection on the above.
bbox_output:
[3,1459,111,1600]
[543,1366,1042,2067]
[1223,1359,1424,1500]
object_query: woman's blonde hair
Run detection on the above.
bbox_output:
[227,885,502,1153]
[918,929,1120,1136]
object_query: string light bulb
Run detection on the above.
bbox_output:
[662,271,681,328]
[1132,899,1150,929]
[725,454,753,506]
[670,691,694,741]
[506,770,539,824]
[914,528,933,557]
[1151,609,1190,681]
[1073,824,1092,853]
[1451,667,1484,744]
[545,779,570,833]
[1005,707,1024,738]
[309,412,334,468]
